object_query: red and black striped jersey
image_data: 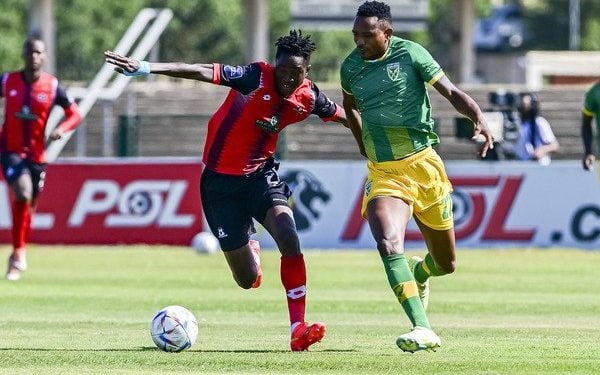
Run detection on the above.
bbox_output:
[203,61,340,175]
[0,71,76,162]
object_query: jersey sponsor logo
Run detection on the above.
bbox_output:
[281,169,331,231]
[224,65,244,79]
[68,179,194,228]
[386,62,401,81]
[255,116,280,133]
[15,105,39,120]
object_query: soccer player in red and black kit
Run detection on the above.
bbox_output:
[1,37,82,281]
[105,30,348,351]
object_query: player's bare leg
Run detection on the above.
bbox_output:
[223,243,263,289]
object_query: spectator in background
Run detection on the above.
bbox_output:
[514,92,559,165]
[581,81,600,171]
[0,37,82,281]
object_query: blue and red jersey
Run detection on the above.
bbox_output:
[0,71,80,163]
[204,61,341,175]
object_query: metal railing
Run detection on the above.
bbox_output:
[45,7,173,161]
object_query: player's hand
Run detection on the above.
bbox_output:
[583,154,595,171]
[473,121,494,158]
[104,50,149,76]
[49,127,65,141]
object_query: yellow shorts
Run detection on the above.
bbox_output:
[361,147,454,230]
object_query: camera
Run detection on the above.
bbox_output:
[455,90,521,160]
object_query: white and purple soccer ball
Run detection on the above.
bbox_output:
[150,305,198,352]
[191,231,220,254]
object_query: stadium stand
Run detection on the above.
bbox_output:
[1,81,589,161]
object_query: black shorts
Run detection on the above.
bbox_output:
[0,153,48,196]
[200,160,291,251]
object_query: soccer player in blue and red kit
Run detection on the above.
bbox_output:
[1,37,82,281]
[105,30,348,351]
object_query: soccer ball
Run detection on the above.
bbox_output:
[191,231,220,254]
[150,305,199,352]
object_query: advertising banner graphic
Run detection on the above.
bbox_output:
[1,159,599,249]
[0,159,203,245]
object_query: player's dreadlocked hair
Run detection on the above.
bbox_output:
[357,1,392,23]
[275,30,316,61]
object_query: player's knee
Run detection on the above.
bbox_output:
[376,238,403,256]
[14,193,32,203]
[233,272,258,289]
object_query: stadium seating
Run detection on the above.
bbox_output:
[1,81,589,161]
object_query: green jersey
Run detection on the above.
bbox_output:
[340,36,444,162]
[583,82,600,150]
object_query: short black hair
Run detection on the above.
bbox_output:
[357,1,392,23]
[23,35,45,50]
[275,30,316,61]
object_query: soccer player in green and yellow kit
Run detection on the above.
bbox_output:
[341,1,494,352]
[581,80,600,172]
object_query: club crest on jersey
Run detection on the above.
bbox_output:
[224,65,244,79]
[263,94,271,101]
[294,105,305,114]
[386,62,401,81]
[9,89,17,97]
[37,93,48,102]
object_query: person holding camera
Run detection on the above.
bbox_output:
[581,80,600,171]
[514,92,559,165]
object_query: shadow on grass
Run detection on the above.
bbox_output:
[0,347,357,353]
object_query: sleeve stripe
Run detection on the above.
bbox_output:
[583,107,595,117]
[428,71,445,85]
[342,87,353,95]
[321,103,343,123]
[212,63,221,85]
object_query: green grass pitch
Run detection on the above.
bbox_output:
[0,246,599,374]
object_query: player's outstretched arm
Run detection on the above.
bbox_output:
[104,50,214,82]
[432,75,494,158]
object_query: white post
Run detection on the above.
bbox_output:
[28,0,56,75]
[569,0,580,51]
[244,0,268,63]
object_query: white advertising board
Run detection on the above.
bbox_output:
[254,160,600,250]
